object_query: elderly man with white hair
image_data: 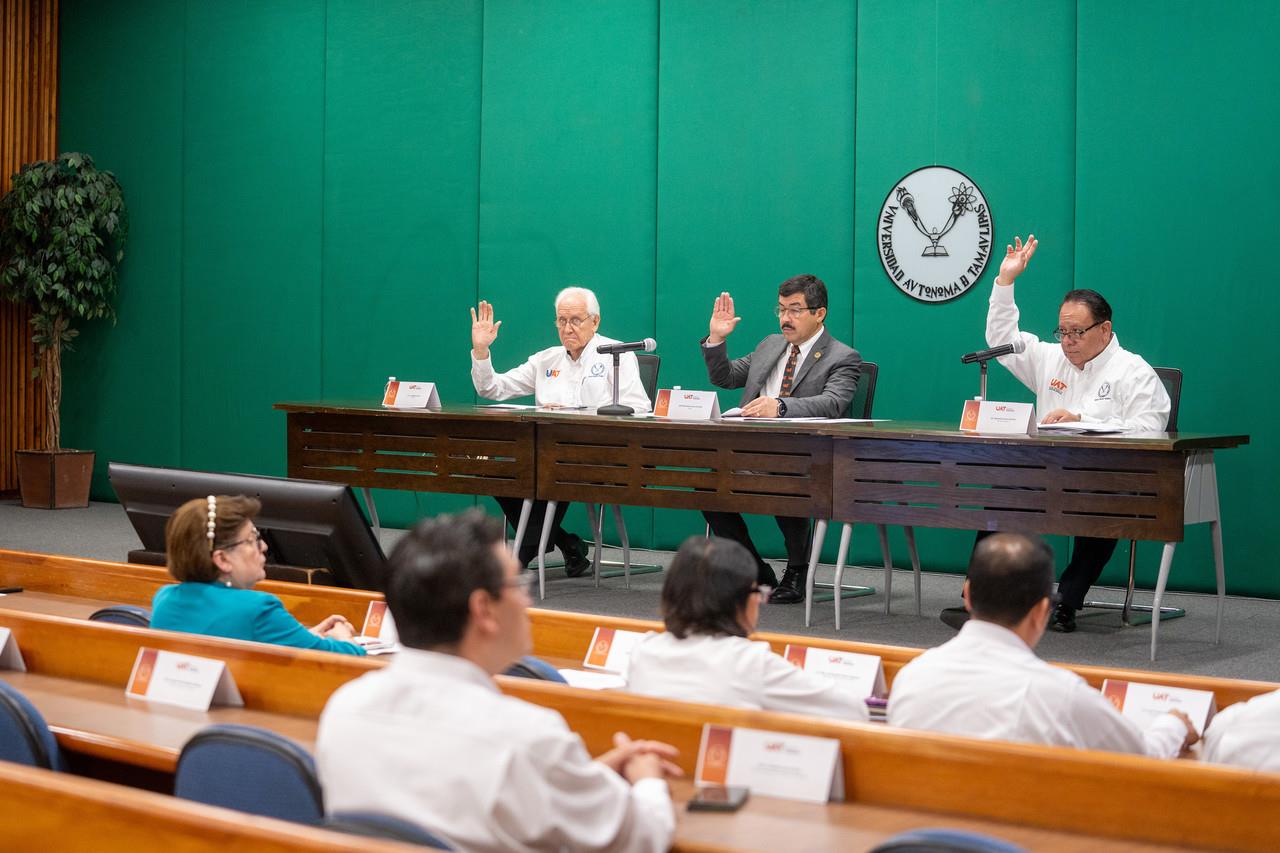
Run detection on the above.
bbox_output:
[471,286,651,575]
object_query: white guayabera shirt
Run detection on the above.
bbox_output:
[1200,689,1280,772]
[888,620,1187,758]
[316,648,674,853]
[986,283,1171,431]
[472,333,652,412]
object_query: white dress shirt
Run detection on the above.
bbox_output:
[986,283,1170,431]
[762,326,824,398]
[888,620,1186,758]
[472,333,652,413]
[624,632,869,721]
[316,648,674,853]
[1200,689,1280,772]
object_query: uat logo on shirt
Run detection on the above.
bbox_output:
[1049,378,1067,394]
[545,369,560,379]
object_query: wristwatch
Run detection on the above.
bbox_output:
[776,398,787,418]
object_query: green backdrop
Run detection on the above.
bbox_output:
[56,0,1280,596]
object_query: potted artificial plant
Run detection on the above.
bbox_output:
[0,152,127,508]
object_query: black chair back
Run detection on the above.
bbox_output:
[175,724,324,824]
[0,681,64,770]
[636,353,661,403]
[89,604,151,627]
[1154,366,1182,432]
[848,361,878,419]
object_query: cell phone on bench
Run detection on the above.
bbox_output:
[687,785,749,812]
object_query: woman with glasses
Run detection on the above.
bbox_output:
[624,537,868,720]
[150,495,365,655]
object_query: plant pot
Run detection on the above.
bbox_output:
[15,449,96,509]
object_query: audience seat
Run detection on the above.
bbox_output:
[0,681,64,771]
[88,604,151,627]
[870,828,1027,853]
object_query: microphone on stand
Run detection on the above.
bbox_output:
[597,339,657,416]
[597,338,657,355]
[960,338,1026,364]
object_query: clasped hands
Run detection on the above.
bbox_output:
[311,614,356,641]
[596,731,684,784]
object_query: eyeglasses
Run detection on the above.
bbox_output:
[773,305,818,320]
[218,529,265,552]
[504,572,537,597]
[1053,321,1103,341]
[554,315,593,329]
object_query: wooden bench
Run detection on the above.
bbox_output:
[3,548,1276,708]
[1,607,1278,851]
[0,761,417,852]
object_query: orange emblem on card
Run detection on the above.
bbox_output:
[363,601,387,637]
[654,389,671,417]
[784,645,807,668]
[959,399,980,431]
[699,725,734,785]
[586,628,615,668]
[129,648,159,696]
[1102,680,1129,711]
[382,381,400,406]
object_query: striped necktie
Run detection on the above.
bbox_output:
[779,344,801,397]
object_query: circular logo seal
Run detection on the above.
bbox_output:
[877,165,993,303]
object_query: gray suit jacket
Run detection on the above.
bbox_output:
[701,328,861,418]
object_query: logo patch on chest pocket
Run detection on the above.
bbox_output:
[1096,382,1112,400]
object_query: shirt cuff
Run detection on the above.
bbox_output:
[990,281,1016,302]
[1144,713,1189,759]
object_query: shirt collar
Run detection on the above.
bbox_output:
[565,332,599,363]
[956,618,1038,657]
[788,325,825,359]
[1075,333,1120,374]
[390,646,500,693]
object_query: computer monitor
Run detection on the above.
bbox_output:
[108,462,389,592]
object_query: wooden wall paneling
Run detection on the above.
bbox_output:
[0,0,57,491]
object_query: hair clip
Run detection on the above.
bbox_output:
[207,495,217,551]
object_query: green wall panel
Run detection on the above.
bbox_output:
[477,0,659,544]
[322,0,484,526]
[655,0,857,553]
[180,1,326,477]
[1077,0,1280,595]
[57,0,185,498]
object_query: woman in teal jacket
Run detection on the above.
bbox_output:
[151,494,365,656]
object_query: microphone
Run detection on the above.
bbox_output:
[960,338,1026,364]
[598,338,657,355]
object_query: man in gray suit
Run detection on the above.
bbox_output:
[701,274,861,604]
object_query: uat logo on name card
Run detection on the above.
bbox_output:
[878,165,994,304]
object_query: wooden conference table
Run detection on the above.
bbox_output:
[276,401,1245,542]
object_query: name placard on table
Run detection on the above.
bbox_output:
[695,723,844,804]
[653,389,721,420]
[582,627,647,675]
[356,601,401,655]
[125,647,243,711]
[783,645,886,698]
[381,379,441,409]
[1102,678,1218,734]
[959,400,1035,435]
[0,627,26,672]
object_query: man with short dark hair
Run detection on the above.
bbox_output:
[316,509,679,852]
[977,235,1170,631]
[891,534,1197,757]
[700,274,862,602]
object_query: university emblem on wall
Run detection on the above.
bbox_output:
[877,165,993,303]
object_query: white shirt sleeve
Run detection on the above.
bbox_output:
[1111,365,1171,432]
[1069,681,1185,758]
[758,647,870,722]
[472,352,539,402]
[986,283,1047,393]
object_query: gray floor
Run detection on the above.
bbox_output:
[2,498,1277,682]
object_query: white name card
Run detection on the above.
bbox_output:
[381,379,441,409]
[1102,678,1218,735]
[355,600,401,654]
[783,644,886,698]
[653,388,720,420]
[582,627,647,675]
[0,627,26,672]
[959,399,1035,435]
[125,647,243,711]
[695,723,844,804]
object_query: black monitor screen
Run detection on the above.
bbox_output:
[108,462,388,592]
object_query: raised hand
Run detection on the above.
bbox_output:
[708,291,741,344]
[471,300,502,358]
[996,234,1038,285]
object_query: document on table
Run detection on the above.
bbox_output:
[720,407,829,421]
[1036,421,1127,435]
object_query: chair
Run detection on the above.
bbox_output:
[870,827,1027,853]
[540,353,663,597]
[501,655,569,683]
[0,681,64,771]
[1080,367,1219,659]
[174,724,324,825]
[88,604,151,627]
[804,362,923,629]
[326,812,454,849]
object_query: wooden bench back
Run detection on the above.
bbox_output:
[4,548,1275,707]
[3,606,1279,851]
